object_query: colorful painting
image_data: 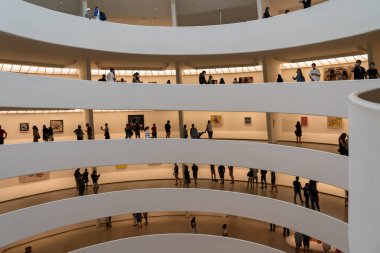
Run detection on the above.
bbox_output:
[19,173,49,183]
[115,164,128,169]
[327,117,343,129]
[239,76,254,83]
[128,115,145,130]
[323,67,351,81]
[301,117,308,127]
[244,117,252,124]
[19,123,29,132]
[50,120,64,133]
[210,115,223,127]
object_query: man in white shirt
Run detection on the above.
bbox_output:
[106,68,116,82]
[309,63,320,81]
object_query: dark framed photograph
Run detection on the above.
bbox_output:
[19,123,29,132]
[244,117,252,124]
[128,115,145,130]
[50,120,64,133]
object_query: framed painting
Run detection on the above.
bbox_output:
[50,120,64,133]
[244,117,252,124]
[210,115,223,127]
[128,115,145,130]
[327,117,343,129]
[301,116,308,127]
[19,123,29,132]
[239,76,254,83]
[19,173,49,183]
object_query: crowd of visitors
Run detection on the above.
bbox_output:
[293,176,320,211]
[85,7,107,21]
[74,168,100,195]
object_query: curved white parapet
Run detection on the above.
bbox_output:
[0,189,348,251]
[69,234,286,253]
[348,88,380,253]
[1,0,380,55]
[2,72,380,117]
[0,139,348,189]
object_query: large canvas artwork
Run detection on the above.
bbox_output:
[210,115,223,127]
[327,117,343,129]
[238,76,254,83]
[50,120,64,133]
[19,173,49,183]
[128,115,145,130]
[323,67,351,81]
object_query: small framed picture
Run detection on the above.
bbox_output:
[244,117,252,124]
[301,116,308,127]
[19,123,29,132]
[50,120,64,133]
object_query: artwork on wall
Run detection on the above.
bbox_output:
[327,117,343,129]
[238,77,254,83]
[115,164,128,169]
[301,116,308,127]
[19,123,29,132]
[244,117,252,124]
[128,115,145,130]
[50,120,64,133]
[210,115,223,127]
[323,67,351,81]
[19,173,49,183]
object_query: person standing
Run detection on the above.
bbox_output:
[85,123,92,140]
[136,213,143,228]
[105,216,112,229]
[210,165,218,182]
[93,6,101,20]
[101,123,110,139]
[192,164,199,185]
[125,124,133,139]
[0,125,8,144]
[232,78,239,84]
[132,72,142,83]
[252,168,259,187]
[366,62,380,79]
[24,246,33,253]
[42,125,49,142]
[247,169,254,188]
[184,165,191,187]
[48,126,54,141]
[207,75,213,84]
[106,68,116,82]
[191,217,197,233]
[32,125,40,142]
[260,170,267,189]
[144,126,151,139]
[134,123,141,139]
[98,74,106,81]
[199,71,207,84]
[219,78,225,84]
[283,227,290,236]
[303,183,310,208]
[309,181,320,211]
[293,176,304,205]
[294,232,303,253]
[351,60,366,80]
[262,7,271,18]
[338,133,348,156]
[190,124,199,139]
[228,166,234,184]
[84,8,91,19]
[183,124,188,138]
[270,171,278,192]
[78,174,86,196]
[91,171,101,194]
[82,169,89,190]
[309,63,321,81]
[300,0,311,8]
[270,223,276,232]
[293,68,305,82]
[295,121,302,145]
[218,165,225,184]
[74,125,84,140]
[302,234,310,253]
[74,168,81,193]
[222,224,228,237]
[165,120,171,138]
[151,124,157,138]
[277,74,284,82]
[205,120,213,139]
[173,163,182,185]
[143,212,148,224]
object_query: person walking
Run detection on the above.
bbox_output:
[295,121,302,145]
[173,163,182,185]
[100,123,110,139]
[190,124,199,139]
[74,125,84,140]
[205,120,213,139]
[303,183,310,208]
[210,165,218,182]
[165,120,171,138]
[228,166,234,184]
[260,170,267,189]
[247,168,254,188]
[151,124,157,138]
[183,124,188,138]
[82,168,89,190]
[191,217,197,233]
[32,125,40,142]
[293,176,304,205]
[192,164,199,185]
[184,165,191,187]
[294,232,303,253]
[125,124,133,139]
[0,125,8,144]
[91,171,100,194]
[42,125,49,142]
[270,171,278,192]
[222,224,228,237]
[309,63,321,81]
[48,126,54,141]
[218,165,225,184]
[85,123,92,140]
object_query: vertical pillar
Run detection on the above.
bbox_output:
[80,0,88,17]
[262,56,282,144]
[367,41,380,65]
[256,0,263,19]
[171,0,178,26]
[219,10,223,24]
[175,62,184,138]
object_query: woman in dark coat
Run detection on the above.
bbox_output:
[295,121,302,145]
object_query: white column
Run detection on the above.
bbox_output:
[256,0,263,19]
[219,10,223,24]
[175,63,184,138]
[262,56,282,144]
[80,0,88,17]
[171,0,178,26]
[348,89,380,253]
[367,41,380,65]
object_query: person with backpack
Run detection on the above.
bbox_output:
[74,125,84,140]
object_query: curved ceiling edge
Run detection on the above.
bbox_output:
[69,234,285,253]
[2,72,380,117]
[1,0,379,55]
[0,189,348,251]
[0,139,348,189]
